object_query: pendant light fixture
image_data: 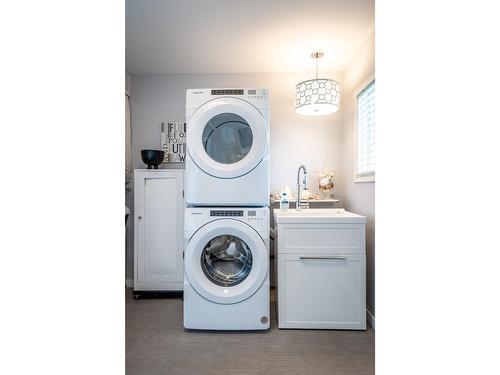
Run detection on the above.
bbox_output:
[295,51,340,116]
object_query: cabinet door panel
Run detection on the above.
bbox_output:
[280,224,364,254]
[278,253,366,329]
[136,171,184,288]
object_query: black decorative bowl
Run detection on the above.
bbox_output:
[141,150,165,169]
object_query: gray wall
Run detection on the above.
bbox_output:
[339,32,375,317]
[126,72,346,281]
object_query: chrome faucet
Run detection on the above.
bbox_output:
[296,165,308,211]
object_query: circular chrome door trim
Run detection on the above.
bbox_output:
[201,234,253,287]
[187,98,268,179]
[185,219,267,305]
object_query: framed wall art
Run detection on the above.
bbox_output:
[161,121,186,164]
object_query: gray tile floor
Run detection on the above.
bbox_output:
[126,288,374,375]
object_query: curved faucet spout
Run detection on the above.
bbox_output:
[296,165,308,211]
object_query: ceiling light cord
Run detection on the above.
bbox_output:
[312,51,322,79]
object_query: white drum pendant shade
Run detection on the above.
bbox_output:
[295,78,340,116]
[295,51,340,116]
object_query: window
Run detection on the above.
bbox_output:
[356,79,375,182]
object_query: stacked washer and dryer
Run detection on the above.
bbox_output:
[183,89,271,330]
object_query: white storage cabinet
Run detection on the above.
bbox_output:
[134,169,184,291]
[276,220,366,330]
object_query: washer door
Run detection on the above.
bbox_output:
[185,219,267,304]
[187,98,268,179]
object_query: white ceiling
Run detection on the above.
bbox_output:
[126,0,374,74]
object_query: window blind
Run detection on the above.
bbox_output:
[357,80,375,177]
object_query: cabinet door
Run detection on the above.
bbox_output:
[278,253,366,329]
[135,171,184,289]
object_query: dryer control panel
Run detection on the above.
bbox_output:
[209,89,266,97]
[211,89,244,95]
[186,88,269,111]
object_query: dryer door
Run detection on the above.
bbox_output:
[187,98,268,179]
[185,219,268,304]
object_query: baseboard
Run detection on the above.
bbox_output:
[125,278,134,288]
[366,308,375,330]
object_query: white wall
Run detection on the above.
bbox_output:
[339,32,375,318]
[126,72,345,280]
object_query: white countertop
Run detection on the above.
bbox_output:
[273,208,367,224]
[270,198,339,203]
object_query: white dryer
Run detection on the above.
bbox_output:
[186,89,270,206]
[184,207,270,330]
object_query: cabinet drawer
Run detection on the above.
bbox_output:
[279,224,365,254]
[278,253,366,329]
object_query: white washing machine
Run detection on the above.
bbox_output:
[184,206,270,330]
[185,88,270,206]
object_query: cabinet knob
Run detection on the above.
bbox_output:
[138,216,142,220]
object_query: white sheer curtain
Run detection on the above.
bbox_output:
[125,94,132,187]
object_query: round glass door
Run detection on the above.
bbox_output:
[201,235,253,286]
[202,113,253,164]
[184,218,267,304]
[187,98,268,179]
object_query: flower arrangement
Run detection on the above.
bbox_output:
[318,169,335,196]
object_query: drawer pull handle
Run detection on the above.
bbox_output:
[299,256,347,260]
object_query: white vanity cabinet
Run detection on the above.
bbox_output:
[134,169,184,291]
[274,209,367,330]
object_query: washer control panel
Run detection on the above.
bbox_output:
[207,209,264,221]
[246,209,264,221]
[210,210,243,217]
